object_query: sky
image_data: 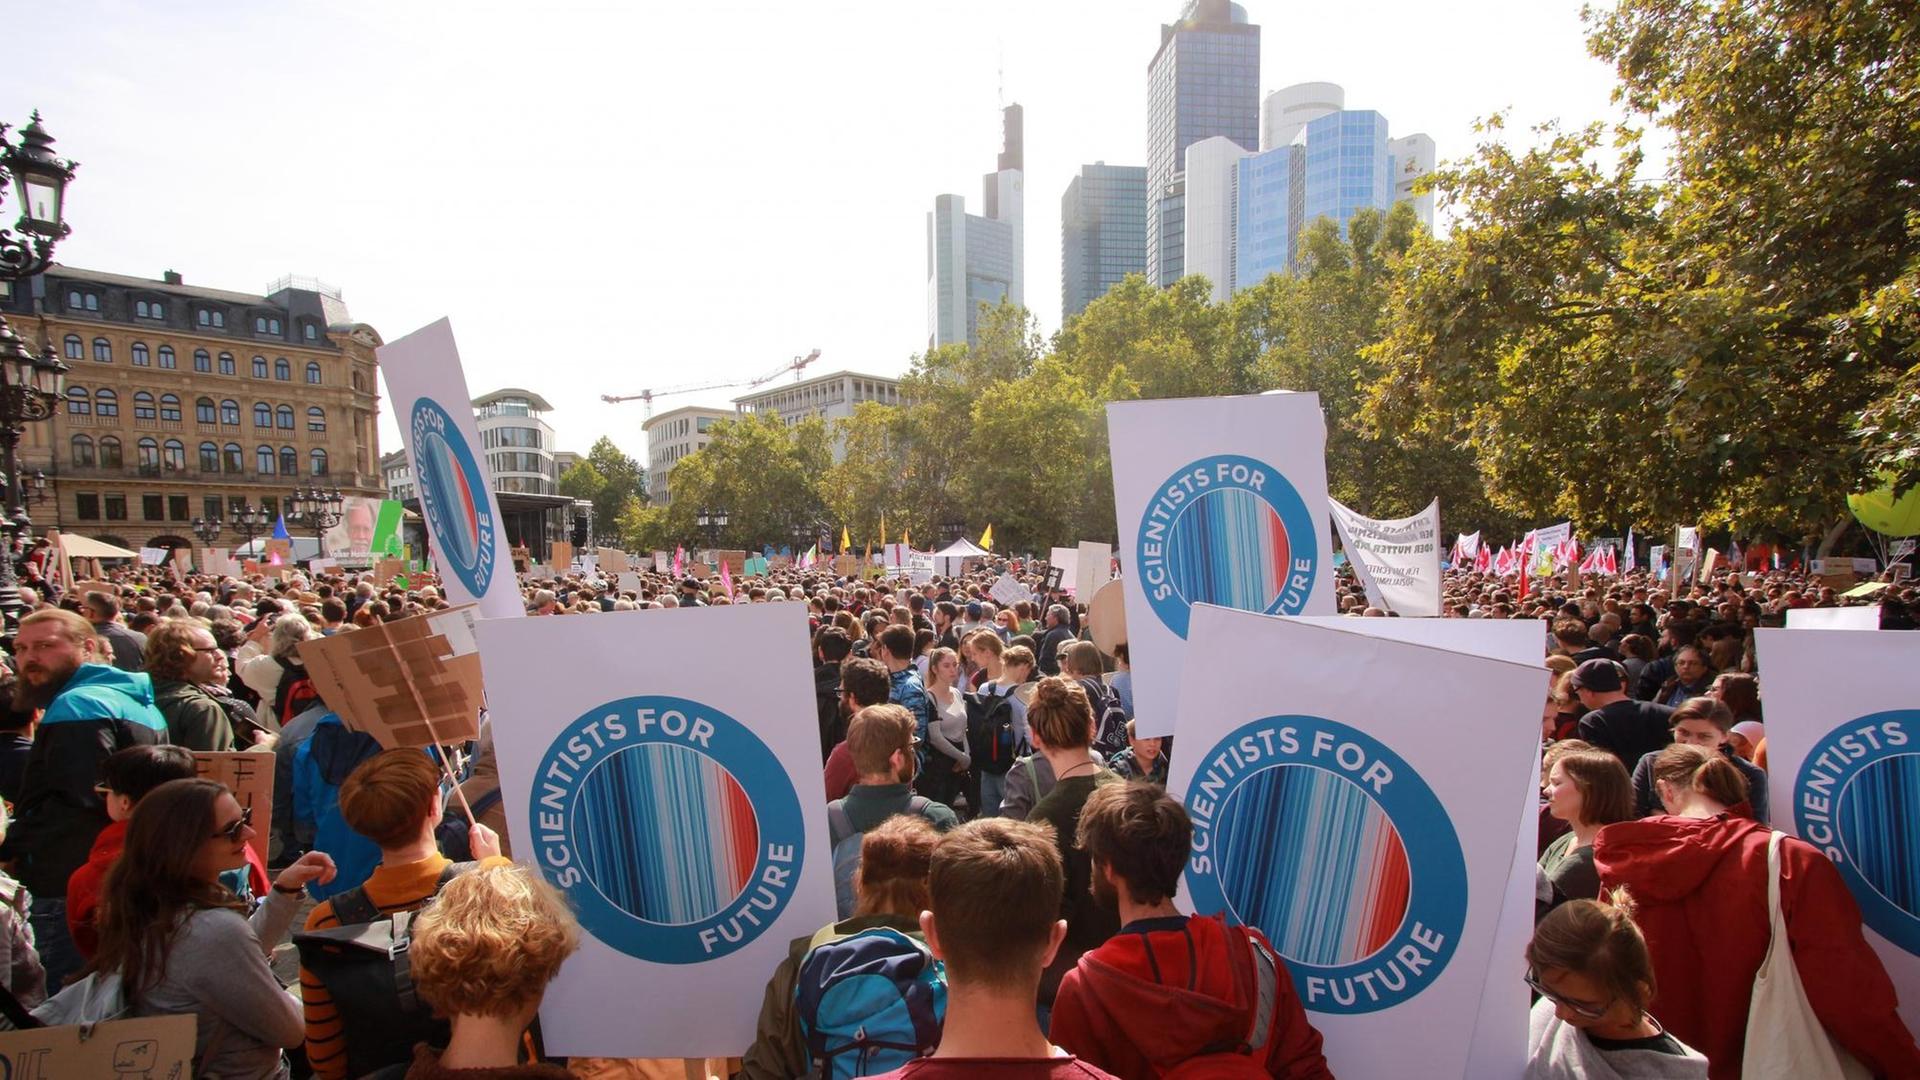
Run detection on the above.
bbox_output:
[11,0,1629,465]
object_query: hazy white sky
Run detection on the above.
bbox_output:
[12,0,1625,464]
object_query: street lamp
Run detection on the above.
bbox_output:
[0,113,76,632]
[230,502,265,551]
[696,506,729,551]
[191,516,223,546]
[287,487,343,551]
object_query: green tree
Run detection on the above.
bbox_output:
[579,437,648,539]
[820,401,910,546]
[658,412,832,550]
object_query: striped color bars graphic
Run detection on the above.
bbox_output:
[1167,487,1293,613]
[1838,754,1920,917]
[1218,765,1411,967]
[573,743,760,924]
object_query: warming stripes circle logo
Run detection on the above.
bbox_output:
[1137,454,1318,638]
[528,695,804,964]
[1184,716,1467,1013]
[1794,710,1920,955]
[409,397,496,598]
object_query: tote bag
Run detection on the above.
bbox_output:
[1741,830,1871,1080]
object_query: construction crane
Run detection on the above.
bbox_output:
[602,349,821,419]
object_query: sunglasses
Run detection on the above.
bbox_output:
[1524,966,1609,1020]
[211,806,253,844]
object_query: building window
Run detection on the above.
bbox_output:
[131,343,149,367]
[160,394,181,422]
[157,346,176,370]
[196,308,225,329]
[135,299,166,320]
[274,358,290,381]
[276,405,293,429]
[163,439,185,471]
[196,398,216,424]
[66,387,90,415]
[75,493,99,520]
[220,399,240,425]
[310,448,329,476]
[223,443,242,473]
[305,361,322,385]
[199,442,218,472]
[204,496,222,521]
[257,445,276,474]
[142,493,163,520]
[303,323,318,341]
[136,437,160,473]
[70,435,93,466]
[280,446,297,475]
[193,349,211,373]
[105,494,127,521]
[95,389,118,418]
[253,402,271,428]
[99,437,122,469]
[218,352,235,376]
[307,406,326,432]
[67,290,99,312]
[351,372,365,392]
[169,494,189,521]
[93,338,111,363]
[261,495,279,518]
[253,315,282,336]
[134,392,156,421]
[251,356,268,379]
[63,335,81,360]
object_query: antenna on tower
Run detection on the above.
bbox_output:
[996,39,1004,109]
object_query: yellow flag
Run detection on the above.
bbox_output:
[840,526,851,554]
[880,514,887,549]
[980,524,993,551]
[901,527,911,550]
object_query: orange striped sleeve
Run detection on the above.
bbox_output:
[301,898,349,1080]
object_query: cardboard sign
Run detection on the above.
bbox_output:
[1786,605,1881,630]
[297,605,483,747]
[196,751,274,864]
[716,549,747,573]
[617,571,645,594]
[598,547,630,573]
[1168,606,1540,1077]
[1108,392,1336,736]
[0,1013,195,1077]
[263,537,292,566]
[170,548,191,576]
[832,555,857,577]
[1088,577,1127,656]
[375,557,407,585]
[379,319,523,620]
[1075,541,1113,601]
[1049,547,1080,593]
[478,603,835,1057]
[989,573,1029,609]
[71,579,115,599]
[1756,628,1920,1034]
[551,541,574,572]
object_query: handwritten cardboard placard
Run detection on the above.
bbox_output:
[264,538,292,566]
[195,751,274,864]
[598,547,630,573]
[375,557,407,585]
[551,541,574,571]
[297,606,483,748]
[716,549,748,573]
[832,555,858,577]
[0,1013,196,1077]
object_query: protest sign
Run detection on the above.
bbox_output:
[831,554,857,577]
[263,537,292,567]
[0,1013,195,1076]
[1168,605,1541,1078]
[551,541,574,572]
[195,751,274,864]
[1075,541,1113,600]
[598,547,630,573]
[1329,498,1443,617]
[1108,392,1335,736]
[617,571,645,594]
[1048,546,1080,593]
[1785,606,1881,630]
[138,546,166,565]
[1755,628,1920,1033]
[1087,578,1127,656]
[322,495,383,565]
[989,573,1029,609]
[170,548,190,576]
[653,550,670,572]
[298,605,483,747]
[478,603,834,1057]
[378,319,522,620]
[374,557,406,585]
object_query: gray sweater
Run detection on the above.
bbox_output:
[1527,998,1709,1079]
[131,888,303,1079]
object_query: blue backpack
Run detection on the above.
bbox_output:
[827,798,931,919]
[795,926,947,1078]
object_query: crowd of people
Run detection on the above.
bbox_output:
[0,543,1907,1078]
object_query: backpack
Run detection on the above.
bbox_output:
[963,690,1019,775]
[292,861,476,1080]
[272,656,322,725]
[1079,677,1130,759]
[1157,926,1283,1079]
[434,788,504,862]
[795,926,946,1078]
[828,798,931,919]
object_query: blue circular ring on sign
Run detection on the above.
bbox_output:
[409,397,495,599]
[527,695,804,964]
[1136,454,1319,638]
[1182,715,1467,1014]
[1794,710,1920,956]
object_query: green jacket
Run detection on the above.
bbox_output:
[152,678,234,751]
[739,913,923,1080]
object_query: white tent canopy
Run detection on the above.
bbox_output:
[58,534,139,560]
[931,537,990,577]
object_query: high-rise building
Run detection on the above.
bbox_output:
[1303,109,1391,238]
[1234,144,1300,289]
[1261,82,1344,152]
[928,105,1024,351]
[474,389,557,495]
[642,404,734,507]
[1060,163,1148,319]
[1184,137,1251,301]
[1145,0,1261,288]
[1388,133,1437,231]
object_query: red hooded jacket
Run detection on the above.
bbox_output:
[1048,914,1333,1079]
[67,818,272,960]
[1593,813,1920,1080]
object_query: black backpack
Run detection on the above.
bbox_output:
[963,690,1019,775]
[1079,677,1130,759]
[292,861,475,1079]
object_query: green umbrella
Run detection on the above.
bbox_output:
[1849,475,1920,538]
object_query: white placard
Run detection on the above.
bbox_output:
[1329,498,1443,617]
[1108,393,1335,736]
[1756,628,1920,1034]
[617,571,645,594]
[377,319,523,620]
[1049,547,1080,593]
[989,573,1029,609]
[1075,541,1114,601]
[1786,606,1881,630]
[1168,606,1541,1079]
[139,546,167,565]
[478,603,834,1057]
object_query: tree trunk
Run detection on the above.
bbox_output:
[1815,515,1853,559]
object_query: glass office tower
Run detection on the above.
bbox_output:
[1145,0,1260,287]
[1061,163,1148,319]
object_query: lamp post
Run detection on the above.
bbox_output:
[230,502,264,553]
[287,487,343,555]
[0,112,77,632]
[696,506,729,552]
[191,516,223,546]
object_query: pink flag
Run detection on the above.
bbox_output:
[1476,545,1492,574]
[672,545,684,578]
[719,559,733,598]
[1604,547,1619,575]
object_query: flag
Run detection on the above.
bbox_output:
[1624,528,1638,573]
[672,545,684,579]
[980,524,993,551]
[901,527,910,551]
[880,514,887,550]
[840,526,851,554]
[864,537,872,564]
[272,514,291,542]
[1476,545,1492,574]
[719,559,733,598]
[1604,546,1618,575]
[1728,540,1743,569]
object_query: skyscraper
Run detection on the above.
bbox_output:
[928,105,1025,351]
[1184,137,1251,301]
[1145,0,1260,288]
[1061,163,1148,319]
[1388,133,1437,231]
[1303,109,1390,237]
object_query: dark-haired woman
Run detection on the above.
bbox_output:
[1025,675,1121,1013]
[87,778,335,1078]
[1594,745,1920,1080]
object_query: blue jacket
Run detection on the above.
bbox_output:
[290,711,382,901]
[1,665,167,895]
[889,667,934,767]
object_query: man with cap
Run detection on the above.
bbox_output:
[1571,657,1675,768]
[676,577,707,607]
